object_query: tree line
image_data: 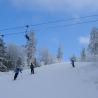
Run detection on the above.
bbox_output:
[0,32,63,71]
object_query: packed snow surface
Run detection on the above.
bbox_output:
[0,62,98,98]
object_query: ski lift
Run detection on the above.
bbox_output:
[25,34,30,41]
[25,25,30,41]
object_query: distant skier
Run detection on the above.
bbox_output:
[14,67,22,80]
[30,63,35,74]
[71,59,75,68]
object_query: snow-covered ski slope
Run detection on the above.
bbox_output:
[0,62,98,98]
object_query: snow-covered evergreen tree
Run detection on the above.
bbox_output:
[0,36,7,71]
[0,36,6,59]
[56,44,63,62]
[81,48,86,61]
[38,48,54,65]
[88,27,98,55]
[6,43,25,69]
[39,48,49,65]
[25,32,36,66]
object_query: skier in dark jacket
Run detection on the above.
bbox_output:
[14,57,22,80]
[71,59,75,68]
[30,63,34,74]
[14,67,22,80]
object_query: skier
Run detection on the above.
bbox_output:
[71,59,75,68]
[13,57,22,80]
[30,63,35,74]
[14,67,22,80]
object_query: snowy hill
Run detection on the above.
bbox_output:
[0,62,98,98]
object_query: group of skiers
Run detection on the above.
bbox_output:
[14,57,35,80]
[13,57,75,80]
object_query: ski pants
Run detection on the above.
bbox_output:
[14,73,19,80]
[31,68,34,74]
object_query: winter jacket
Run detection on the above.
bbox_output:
[14,68,22,74]
[30,63,34,69]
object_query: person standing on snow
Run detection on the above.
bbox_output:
[30,62,35,74]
